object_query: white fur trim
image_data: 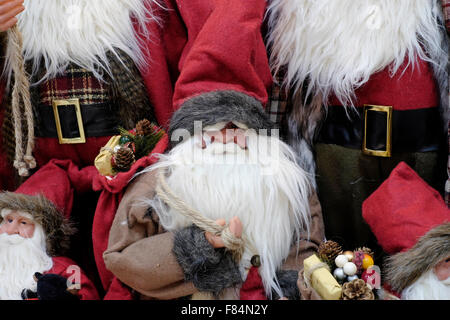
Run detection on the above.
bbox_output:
[267,0,444,106]
[141,133,312,299]
[401,269,450,300]
[4,0,158,84]
[1,208,34,222]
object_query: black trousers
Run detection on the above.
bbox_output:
[314,143,443,259]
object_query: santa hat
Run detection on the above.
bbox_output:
[0,162,76,256]
[168,0,274,145]
[362,162,450,293]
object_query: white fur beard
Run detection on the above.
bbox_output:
[267,0,443,105]
[4,0,157,84]
[0,225,53,300]
[401,269,450,300]
[142,133,312,299]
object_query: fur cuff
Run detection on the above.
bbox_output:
[384,222,450,293]
[271,270,300,300]
[172,225,242,296]
[169,90,275,146]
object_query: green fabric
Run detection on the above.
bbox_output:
[315,143,443,257]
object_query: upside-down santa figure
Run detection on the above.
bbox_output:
[267,0,450,254]
[103,0,326,300]
[363,162,449,300]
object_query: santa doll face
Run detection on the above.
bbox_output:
[0,209,53,300]
[434,257,450,282]
[0,210,35,238]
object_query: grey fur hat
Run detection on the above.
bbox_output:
[169,90,275,146]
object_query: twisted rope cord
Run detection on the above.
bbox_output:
[7,25,35,177]
[155,169,251,262]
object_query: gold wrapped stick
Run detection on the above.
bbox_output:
[303,254,342,300]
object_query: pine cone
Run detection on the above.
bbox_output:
[135,119,153,136]
[318,240,343,264]
[114,146,136,172]
[342,279,374,300]
[355,247,374,257]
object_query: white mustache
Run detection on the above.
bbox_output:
[441,277,450,286]
[204,141,241,155]
[0,233,26,245]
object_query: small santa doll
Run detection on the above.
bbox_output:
[0,161,99,300]
[363,162,450,300]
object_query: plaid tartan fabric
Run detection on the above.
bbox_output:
[36,64,110,106]
[33,49,153,129]
[2,50,155,165]
[266,70,293,138]
[108,50,155,128]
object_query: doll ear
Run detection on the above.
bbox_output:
[66,284,80,296]
[33,272,43,282]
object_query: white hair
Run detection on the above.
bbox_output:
[140,132,312,299]
[4,0,160,85]
[0,224,53,300]
[402,269,450,300]
[267,0,444,106]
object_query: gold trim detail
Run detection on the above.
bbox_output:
[52,99,86,144]
[362,104,392,158]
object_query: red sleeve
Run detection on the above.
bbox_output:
[137,0,188,130]
[173,0,272,109]
[49,257,100,300]
[137,0,273,131]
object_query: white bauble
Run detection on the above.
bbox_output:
[333,268,346,281]
[335,255,348,268]
[343,262,357,276]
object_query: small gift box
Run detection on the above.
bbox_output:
[303,254,342,300]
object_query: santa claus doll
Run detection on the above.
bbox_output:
[0,161,99,300]
[0,0,157,189]
[104,124,325,300]
[363,162,450,300]
[102,0,326,300]
[267,0,449,253]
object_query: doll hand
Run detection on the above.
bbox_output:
[205,216,243,249]
[0,0,24,32]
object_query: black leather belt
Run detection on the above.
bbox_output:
[318,105,442,156]
[35,99,119,144]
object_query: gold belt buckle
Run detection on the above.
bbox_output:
[52,99,86,144]
[362,104,393,158]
